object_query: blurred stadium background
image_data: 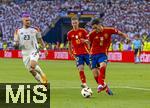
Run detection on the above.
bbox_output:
[0,0,149,51]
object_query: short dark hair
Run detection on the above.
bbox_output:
[91,18,100,25]
[71,16,79,21]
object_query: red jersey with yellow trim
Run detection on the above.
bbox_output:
[67,28,89,55]
[89,27,119,55]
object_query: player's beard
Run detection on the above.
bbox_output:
[24,23,31,28]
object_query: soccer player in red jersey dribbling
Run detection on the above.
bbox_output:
[88,19,129,95]
[67,16,91,88]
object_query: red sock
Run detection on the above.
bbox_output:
[79,71,86,84]
[94,76,98,84]
[98,66,106,85]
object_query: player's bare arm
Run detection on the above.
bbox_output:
[80,38,89,44]
[14,29,19,47]
[38,38,48,56]
[68,41,74,58]
[118,30,129,39]
[80,38,90,51]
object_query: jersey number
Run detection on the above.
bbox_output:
[24,35,30,40]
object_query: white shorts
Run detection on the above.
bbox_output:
[22,51,39,70]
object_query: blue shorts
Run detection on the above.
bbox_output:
[91,53,108,69]
[134,48,141,55]
[75,54,90,67]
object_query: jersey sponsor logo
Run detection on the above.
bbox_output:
[72,35,74,38]
[104,33,108,39]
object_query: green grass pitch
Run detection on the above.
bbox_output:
[0,58,150,108]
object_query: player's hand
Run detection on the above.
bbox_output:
[13,41,19,47]
[44,48,48,57]
[70,53,74,58]
[69,52,74,58]
[45,50,48,57]
[71,54,75,59]
[124,34,129,39]
[126,36,131,42]
[14,41,19,49]
[80,38,86,43]
[80,38,89,44]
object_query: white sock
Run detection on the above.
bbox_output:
[35,73,43,83]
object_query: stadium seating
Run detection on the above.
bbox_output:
[0,0,149,50]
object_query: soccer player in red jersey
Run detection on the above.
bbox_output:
[67,16,91,88]
[88,19,129,95]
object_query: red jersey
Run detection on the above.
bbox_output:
[89,27,119,55]
[67,28,89,55]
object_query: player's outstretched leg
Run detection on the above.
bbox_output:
[92,68,99,84]
[105,84,113,95]
[97,82,113,95]
[29,66,43,83]
[80,70,88,88]
[78,65,88,88]
[29,60,45,84]
[97,62,106,93]
[97,62,113,95]
[35,65,48,84]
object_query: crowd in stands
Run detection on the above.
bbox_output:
[0,0,149,51]
[0,0,59,41]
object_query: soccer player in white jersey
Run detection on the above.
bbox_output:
[14,13,48,85]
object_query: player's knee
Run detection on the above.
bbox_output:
[29,71,36,76]
[93,72,98,77]
[30,60,37,69]
[31,65,36,70]
[100,62,107,68]
[29,66,36,76]
[30,60,37,66]
[78,65,84,71]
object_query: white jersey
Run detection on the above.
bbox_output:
[15,27,41,56]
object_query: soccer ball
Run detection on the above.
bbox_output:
[81,87,93,98]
